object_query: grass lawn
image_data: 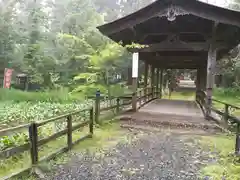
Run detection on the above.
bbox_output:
[199,135,240,180]
[162,88,240,116]
[163,91,195,101]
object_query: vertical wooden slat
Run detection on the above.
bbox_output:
[116,98,120,113]
[29,123,38,165]
[156,68,160,98]
[235,124,240,155]
[67,115,73,149]
[139,90,142,107]
[95,92,100,124]
[160,69,163,98]
[224,104,229,124]
[132,78,137,111]
[89,108,94,135]
[144,62,148,102]
[151,66,155,99]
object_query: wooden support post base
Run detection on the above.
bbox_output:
[132,77,137,112]
[235,124,240,156]
[235,134,240,156]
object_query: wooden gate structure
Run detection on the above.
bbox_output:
[97,0,240,117]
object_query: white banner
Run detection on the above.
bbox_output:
[132,52,139,78]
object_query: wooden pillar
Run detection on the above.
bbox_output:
[144,61,148,102]
[151,65,155,86]
[196,68,202,100]
[196,69,201,91]
[202,65,207,91]
[206,44,217,118]
[160,69,163,98]
[156,68,160,98]
[127,67,132,86]
[132,52,139,112]
[151,65,155,98]
[197,67,207,91]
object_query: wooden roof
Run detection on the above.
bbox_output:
[97,0,240,69]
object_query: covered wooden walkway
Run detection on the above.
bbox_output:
[97,0,240,119]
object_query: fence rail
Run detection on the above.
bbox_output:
[0,107,94,180]
[196,90,240,156]
[0,86,158,179]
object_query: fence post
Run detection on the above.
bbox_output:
[67,115,73,149]
[29,122,38,166]
[132,92,137,111]
[95,90,100,124]
[224,104,229,125]
[116,98,120,113]
[235,124,240,155]
[89,107,94,135]
[148,87,150,101]
[206,98,212,119]
[152,86,154,99]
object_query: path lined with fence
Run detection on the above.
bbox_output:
[1,87,240,179]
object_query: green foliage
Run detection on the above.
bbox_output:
[0,88,83,103]
[0,100,92,126]
[124,42,149,49]
[72,83,108,96]
[214,88,240,99]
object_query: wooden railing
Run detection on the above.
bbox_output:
[0,108,94,179]
[0,86,159,179]
[196,90,240,156]
[94,86,159,123]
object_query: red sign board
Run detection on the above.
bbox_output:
[3,68,13,88]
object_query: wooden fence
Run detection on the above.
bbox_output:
[196,90,240,155]
[0,108,94,180]
[0,86,157,179]
[94,86,158,124]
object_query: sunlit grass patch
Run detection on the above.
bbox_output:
[163,91,195,101]
[199,135,240,180]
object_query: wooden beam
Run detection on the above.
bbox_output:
[140,32,209,42]
[157,66,198,69]
[98,1,169,35]
[129,41,228,52]
[181,1,240,28]
[153,65,203,69]
[141,55,202,60]
[145,59,207,66]
[140,55,205,62]
[150,61,205,67]
[98,0,240,36]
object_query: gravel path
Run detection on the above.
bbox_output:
[48,130,214,180]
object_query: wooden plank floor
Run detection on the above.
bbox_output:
[120,99,221,130]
